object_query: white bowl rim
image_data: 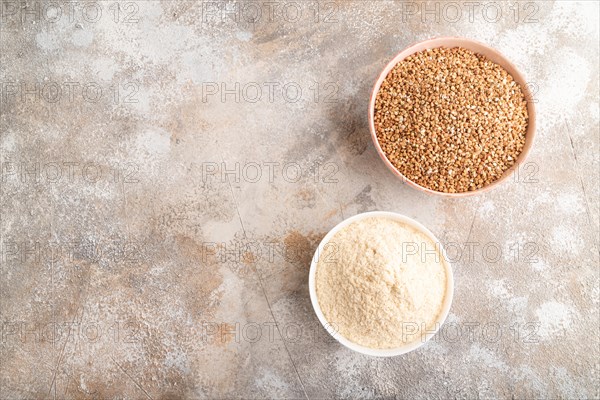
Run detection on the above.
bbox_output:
[308,211,454,357]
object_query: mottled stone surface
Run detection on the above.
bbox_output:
[0,1,598,398]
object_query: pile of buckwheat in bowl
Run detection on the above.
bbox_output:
[373,46,529,194]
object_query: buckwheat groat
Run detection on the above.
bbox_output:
[374,47,528,193]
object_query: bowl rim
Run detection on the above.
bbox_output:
[308,211,454,357]
[368,36,537,197]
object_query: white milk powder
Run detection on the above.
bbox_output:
[315,216,448,349]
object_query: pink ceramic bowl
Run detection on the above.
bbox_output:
[368,37,537,197]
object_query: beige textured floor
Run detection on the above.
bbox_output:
[1,1,599,398]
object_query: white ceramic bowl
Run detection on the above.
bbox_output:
[308,211,454,357]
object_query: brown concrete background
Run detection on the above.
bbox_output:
[1,0,599,398]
